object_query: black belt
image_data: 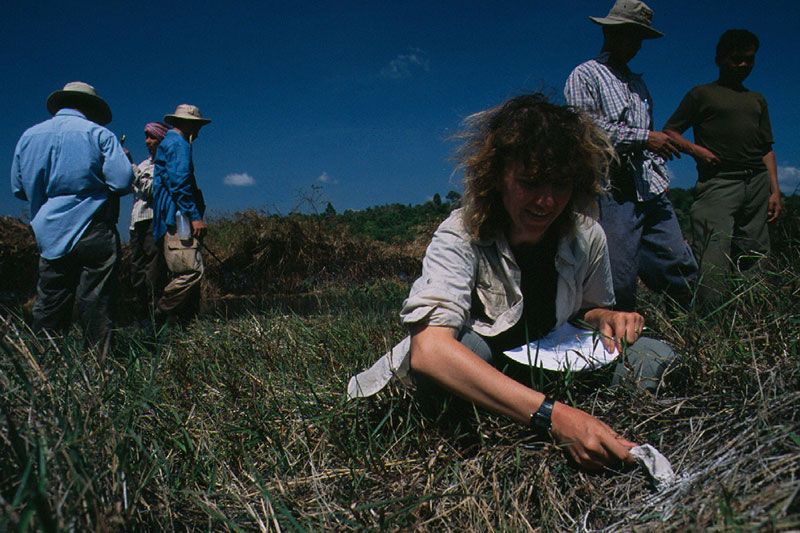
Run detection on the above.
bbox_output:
[716,169,755,179]
[699,168,760,182]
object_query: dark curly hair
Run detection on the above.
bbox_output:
[454,93,613,240]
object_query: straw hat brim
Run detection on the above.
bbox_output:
[46,90,112,125]
[164,114,212,127]
[589,16,664,39]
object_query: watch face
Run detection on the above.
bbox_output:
[534,412,551,428]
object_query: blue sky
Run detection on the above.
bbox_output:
[2,1,799,231]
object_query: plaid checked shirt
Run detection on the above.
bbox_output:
[129,157,154,230]
[565,52,670,201]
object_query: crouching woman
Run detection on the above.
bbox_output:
[348,94,675,470]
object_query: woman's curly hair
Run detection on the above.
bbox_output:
[454,93,614,240]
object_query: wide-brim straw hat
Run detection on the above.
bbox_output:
[589,0,664,39]
[46,81,112,125]
[164,104,212,127]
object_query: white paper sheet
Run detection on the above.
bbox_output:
[502,322,617,371]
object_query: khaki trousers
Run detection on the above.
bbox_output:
[690,170,770,306]
[158,228,204,320]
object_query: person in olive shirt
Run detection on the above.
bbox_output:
[664,29,782,306]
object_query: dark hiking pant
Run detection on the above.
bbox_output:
[33,219,120,353]
[459,328,678,393]
[598,190,698,312]
[129,219,165,319]
[414,329,678,398]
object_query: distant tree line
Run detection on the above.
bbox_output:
[319,188,797,244]
[326,190,462,243]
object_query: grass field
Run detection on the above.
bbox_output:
[1,200,799,530]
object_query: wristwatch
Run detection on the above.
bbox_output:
[530,397,555,437]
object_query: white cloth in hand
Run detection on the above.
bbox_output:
[630,444,675,490]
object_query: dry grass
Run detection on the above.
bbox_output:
[0,203,798,530]
[201,210,423,297]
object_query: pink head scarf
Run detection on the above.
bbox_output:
[144,121,169,140]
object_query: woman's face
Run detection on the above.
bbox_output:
[500,162,572,246]
[145,132,160,156]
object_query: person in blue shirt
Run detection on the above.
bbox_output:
[151,104,211,323]
[10,81,133,353]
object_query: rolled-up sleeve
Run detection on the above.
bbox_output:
[663,90,695,134]
[565,65,649,151]
[99,130,134,194]
[167,143,202,221]
[400,218,477,329]
[580,223,615,309]
[10,140,27,201]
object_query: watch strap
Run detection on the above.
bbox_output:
[530,397,555,436]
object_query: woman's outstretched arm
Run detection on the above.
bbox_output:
[409,324,638,470]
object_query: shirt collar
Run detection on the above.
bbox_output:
[477,225,578,268]
[594,51,640,79]
[55,108,88,119]
[555,229,577,267]
[165,129,189,144]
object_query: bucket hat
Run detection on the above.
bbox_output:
[164,104,212,127]
[589,0,664,39]
[46,81,112,125]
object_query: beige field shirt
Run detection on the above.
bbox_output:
[347,208,615,398]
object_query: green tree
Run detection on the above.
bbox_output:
[446,190,462,205]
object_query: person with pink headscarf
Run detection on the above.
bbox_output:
[129,121,169,322]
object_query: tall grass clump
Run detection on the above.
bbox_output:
[0,289,410,530]
[201,210,424,297]
[0,217,37,306]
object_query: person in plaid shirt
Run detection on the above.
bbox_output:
[564,0,697,312]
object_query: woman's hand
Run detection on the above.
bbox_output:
[582,308,644,352]
[550,401,637,470]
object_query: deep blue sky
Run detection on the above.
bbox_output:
[2,1,799,230]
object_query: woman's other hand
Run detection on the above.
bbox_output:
[583,308,644,352]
